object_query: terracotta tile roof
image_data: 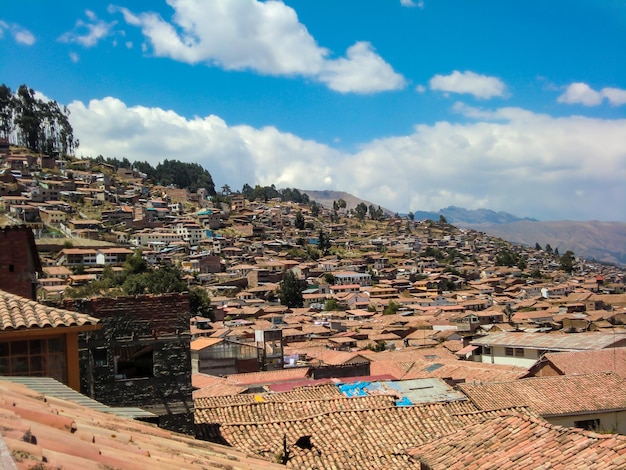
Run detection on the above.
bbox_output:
[458,372,626,416]
[225,367,311,385]
[537,348,626,377]
[196,394,397,426]
[365,347,526,383]
[0,378,282,469]
[196,395,535,470]
[195,383,345,408]
[0,289,99,330]
[409,412,626,469]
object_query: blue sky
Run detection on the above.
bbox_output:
[1,0,625,221]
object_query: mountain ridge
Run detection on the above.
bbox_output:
[301,189,626,267]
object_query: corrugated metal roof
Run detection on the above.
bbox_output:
[0,377,155,418]
[471,331,626,351]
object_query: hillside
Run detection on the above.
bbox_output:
[301,189,394,214]
[464,220,626,267]
[302,190,626,267]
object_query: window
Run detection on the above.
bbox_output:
[0,337,67,384]
[574,419,600,431]
[505,347,524,357]
[92,348,108,367]
[483,346,492,355]
[113,344,154,379]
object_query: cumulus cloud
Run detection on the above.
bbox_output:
[112,0,405,94]
[430,70,507,99]
[68,97,342,192]
[0,20,35,45]
[558,82,626,107]
[58,10,116,47]
[68,96,625,222]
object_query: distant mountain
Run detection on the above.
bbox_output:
[413,206,536,225]
[464,220,626,267]
[301,190,395,214]
[302,190,626,267]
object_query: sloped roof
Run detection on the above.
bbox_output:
[196,396,533,470]
[471,331,626,350]
[409,412,626,469]
[458,372,626,416]
[0,289,99,331]
[539,348,626,377]
[0,378,282,469]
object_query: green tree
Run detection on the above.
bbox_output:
[384,300,400,315]
[355,202,367,221]
[294,211,305,230]
[123,250,148,276]
[0,84,15,139]
[324,299,341,311]
[318,229,331,255]
[560,250,576,274]
[278,270,304,308]
[535,242,542,250]
[189,286,213,320]
[310,202,320,217]
[122,264,187,295]
[439,214,448,224]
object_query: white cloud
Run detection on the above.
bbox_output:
[400,0,424,8]
[318,42,406,94]
[0,20,35,45]
[557,82,602,106]
[59,10,116,47]
[68,96,626,222]
[602,87,626,106]
[69,52,80,63]
[557,82,626,107]
[415,84,426,93]
[112,0,405,94]
[430,70,507,99]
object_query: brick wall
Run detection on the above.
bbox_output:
[0,225,41,300]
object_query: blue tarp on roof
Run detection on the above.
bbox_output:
[338,381,370,397]
[395,397,413,407]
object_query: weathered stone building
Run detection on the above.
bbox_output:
[66,293,194,434]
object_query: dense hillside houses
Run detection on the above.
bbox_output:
[1,144,626,468]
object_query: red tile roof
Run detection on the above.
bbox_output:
[0,379,282,469]
[536,348,626,377]
[458,372,626,416]
[409,412,626,469]
[0,289,99,330]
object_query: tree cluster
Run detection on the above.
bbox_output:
[63,251,213,319]
[240,184,310,204]
[0,84,78,155]
[90,156,216,194]
[495,248,527,269]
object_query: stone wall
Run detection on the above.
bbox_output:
[67,293,194,434]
